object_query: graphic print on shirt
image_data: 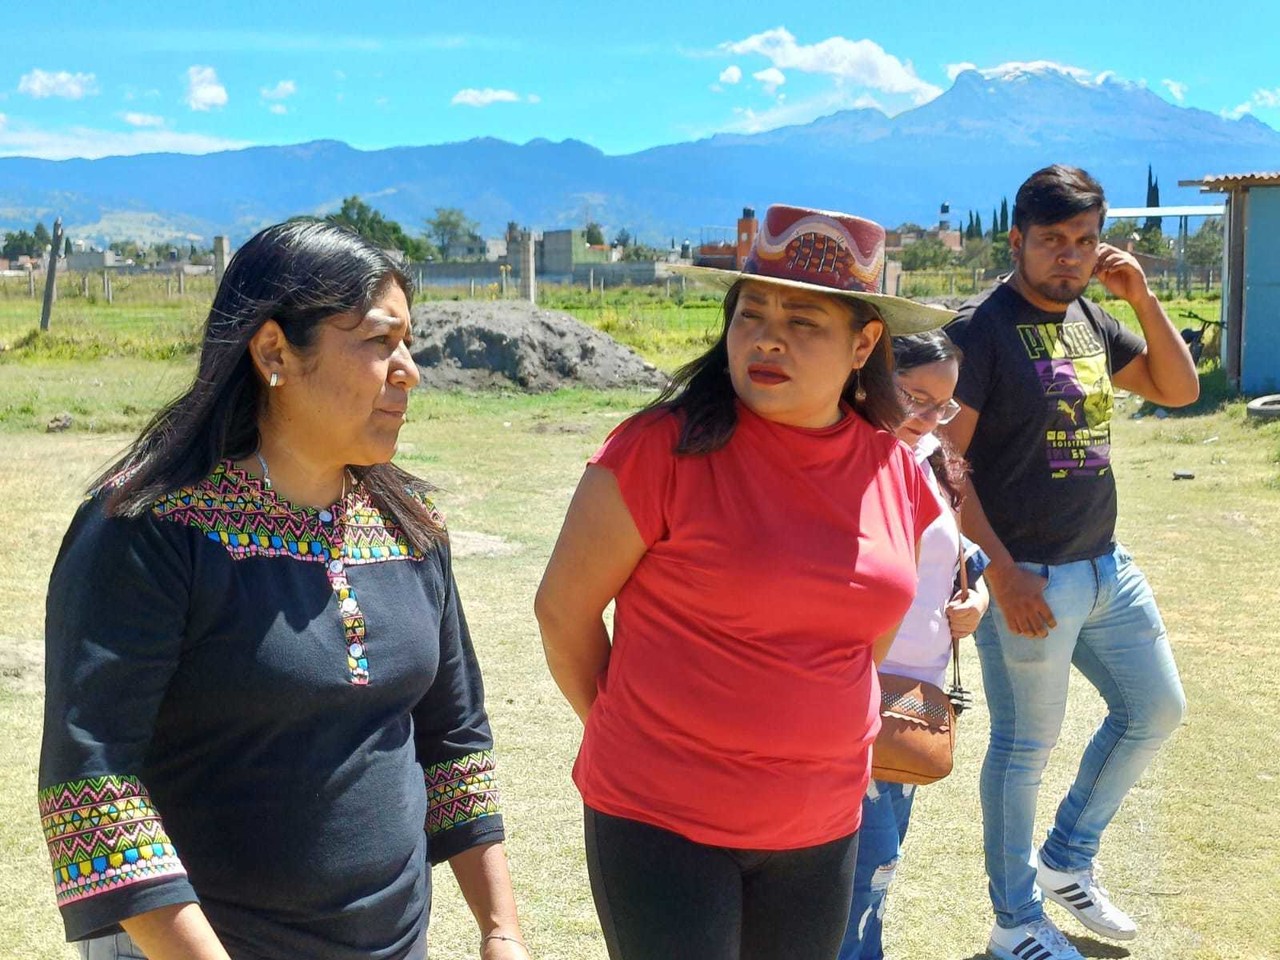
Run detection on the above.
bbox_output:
[1016,320,1113,478]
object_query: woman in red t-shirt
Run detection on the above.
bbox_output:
[536,204,955,960]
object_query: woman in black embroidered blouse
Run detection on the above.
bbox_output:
[38,221,527,960]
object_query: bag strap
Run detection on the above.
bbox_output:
[951,518,966,691]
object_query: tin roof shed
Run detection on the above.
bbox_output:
[1180,172,1280,393]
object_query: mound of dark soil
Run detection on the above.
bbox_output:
[410,299,668,392]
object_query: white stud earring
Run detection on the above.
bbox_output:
[268,372,280,388]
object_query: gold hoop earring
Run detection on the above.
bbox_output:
[268,372,280,388]
[853,368,867,404]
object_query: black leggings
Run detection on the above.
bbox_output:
[584,806,859,960]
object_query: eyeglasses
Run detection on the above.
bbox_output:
[897,386,961,424]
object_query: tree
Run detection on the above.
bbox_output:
[622,242,664,262]
[960,237,993,270]
[2,231,37,258]
[613,228,633,248]
[33,222,51,252]
[999,198,1009,236]
[1103,218,1141,246]
[425,207,480,261]
[1144,165,1162,233]
[974,212,983,241]
[1134,231,1172,257]
[1184,217,1224,268]
[64,236,73,258]
[900,235,953,270]
[328,195,432,260]
[108,239,144,262]
[584,221,605,246]
[991,236,1011,271]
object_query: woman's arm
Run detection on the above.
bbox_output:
[121,905,232,960]
[872,619,905,666]
[449,842,528,959]
[946,575,990,640]
[535,466,648,723]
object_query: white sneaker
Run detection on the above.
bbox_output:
[987,917,1084,960]
[1035,852,1138,941]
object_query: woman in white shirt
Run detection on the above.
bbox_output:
[838,331,989,960]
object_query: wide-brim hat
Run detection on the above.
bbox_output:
[676,203,955,335]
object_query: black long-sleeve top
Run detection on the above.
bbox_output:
[38,462,504,960]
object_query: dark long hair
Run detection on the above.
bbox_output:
[648,279,902,454]
[96,219,445,549]
[892,331,967,509]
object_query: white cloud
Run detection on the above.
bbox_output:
[184,65,228,111]
[754,67,786,95]
[719,65,743,84]
[1161,79,1187,103]
[121,112,165,127]
[851,93,885,111]
[0,121,250,160]
[260,80,296,100]
[268,103,288,115]
[0,114,6,129]
[526,93,542,104]
[451,87,522,107]
[722,27,941,104]
[18,69,98,100]
[946,62,977,82]
[1224,86,1280,118]
[1255,87,1280,108]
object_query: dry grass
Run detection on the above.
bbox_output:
[1,375,1277,959]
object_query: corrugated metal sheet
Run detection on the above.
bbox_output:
[1179,172,1280,190]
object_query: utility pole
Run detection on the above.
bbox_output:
[39,218,64,332]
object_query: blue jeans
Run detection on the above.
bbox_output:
[79,933,146,959]
[838,780,917,960]
[976,542,1185,929]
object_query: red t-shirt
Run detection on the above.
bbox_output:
[574,401,940,850]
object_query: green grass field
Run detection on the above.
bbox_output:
[1,289,1276,959]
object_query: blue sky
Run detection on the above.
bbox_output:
[1,0,1276,159]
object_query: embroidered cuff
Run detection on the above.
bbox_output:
[39,775,186,908]
[423,750,502,838]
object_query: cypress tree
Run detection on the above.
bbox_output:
[1144,165,1162,232]
[1000,198,1009,235]
[975,211,983,240]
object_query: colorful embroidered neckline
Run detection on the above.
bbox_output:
[150,460,429,685]
[151,461,422,564]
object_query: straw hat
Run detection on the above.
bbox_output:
[678,204,956,335]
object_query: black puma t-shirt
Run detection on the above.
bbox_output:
[946,282,1145,564]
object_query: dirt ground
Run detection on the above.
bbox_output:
[411,299,668,391]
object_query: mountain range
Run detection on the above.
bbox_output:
[2,64,1276,246]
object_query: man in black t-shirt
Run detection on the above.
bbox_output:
[943,166,1199,960]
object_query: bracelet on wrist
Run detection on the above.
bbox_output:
[481,932,527,953]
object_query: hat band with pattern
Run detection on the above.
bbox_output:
[742,211,884,295]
